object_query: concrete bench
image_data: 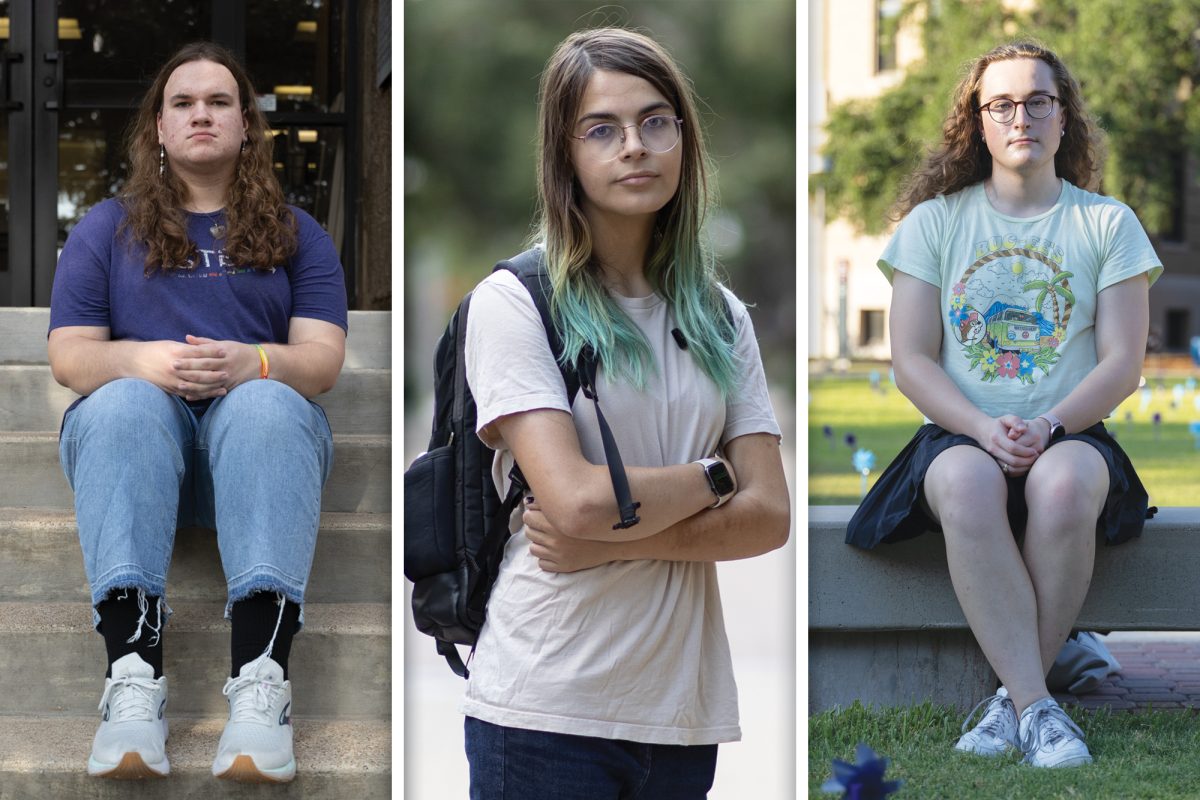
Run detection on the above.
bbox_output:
[809,505,1200,713]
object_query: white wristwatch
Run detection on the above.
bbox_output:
[696,457,736,508]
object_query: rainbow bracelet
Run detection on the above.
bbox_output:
[255,344,270,379]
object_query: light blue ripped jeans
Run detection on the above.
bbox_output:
[59,378,334,630]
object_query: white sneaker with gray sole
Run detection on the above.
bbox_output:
[1018,696,1093,768]
[954,686,1019,757]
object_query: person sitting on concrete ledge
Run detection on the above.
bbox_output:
[847,40,1160,769]
[47,41,346,783]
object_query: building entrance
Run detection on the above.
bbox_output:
[0,0,355,306]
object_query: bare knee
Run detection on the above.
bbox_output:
[924,445,1007,534]
[1025,443,1108,526]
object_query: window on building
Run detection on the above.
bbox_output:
[877,0,902,73]
[860,309,886,347]
[1166,308,1191,351]
[1159,148,1187,243]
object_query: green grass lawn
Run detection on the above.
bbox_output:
[810,703,1200,799]
[809,373,1200,506]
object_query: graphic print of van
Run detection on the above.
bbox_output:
[987,309,1040,350]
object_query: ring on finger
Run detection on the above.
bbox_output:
[999,460,1009,474]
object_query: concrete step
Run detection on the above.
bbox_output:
[0,509,390,604]
[0,602,389,718]
[0,365,391,435]
[0,715,389,797]
[0,308,391,369]
[0,431,390,514]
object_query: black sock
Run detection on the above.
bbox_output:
[230,592,300,679]
[97,590,165,679]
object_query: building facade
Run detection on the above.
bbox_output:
[0,0,390,310]
[811,0,1200,363]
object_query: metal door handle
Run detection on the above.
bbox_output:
[43,50,62,111]
[3,51,24,111]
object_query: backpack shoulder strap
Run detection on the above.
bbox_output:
[493,248,583,404]
[492,247,640,530]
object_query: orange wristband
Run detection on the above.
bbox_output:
[255,344,270,379]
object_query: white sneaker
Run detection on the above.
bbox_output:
[954,686,1019,756]
[87,652,169,779]
[1018,696,1093,768]
[212,655,296,783]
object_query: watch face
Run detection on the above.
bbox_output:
[707,462,735,496]
[1050,423,1066,442]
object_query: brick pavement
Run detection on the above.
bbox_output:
[1053,633,1200,712]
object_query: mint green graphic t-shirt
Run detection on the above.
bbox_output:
[878,180,1163,419]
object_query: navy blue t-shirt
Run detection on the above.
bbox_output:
[49,199,348,344]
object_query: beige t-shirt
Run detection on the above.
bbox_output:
[460,266,780,745]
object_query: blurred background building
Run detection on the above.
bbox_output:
[811,0,1200,366]
[0,0,391,310]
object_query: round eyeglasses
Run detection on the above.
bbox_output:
[571,115,683,161]
[978,93,1059,124]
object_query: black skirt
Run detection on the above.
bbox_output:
[845,422,1153,550]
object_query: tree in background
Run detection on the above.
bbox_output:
[819,0,1200,237]
[404,0,796,403]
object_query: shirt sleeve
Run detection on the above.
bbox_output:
[877,196,945,288]
[465,269,570,450]
[48,201,121,332]
[1096,201,1164,292]
[719,287,782,446]
[287,208,349,333]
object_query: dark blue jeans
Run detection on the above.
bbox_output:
[465,717,719,799]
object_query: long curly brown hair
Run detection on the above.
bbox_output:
[892,41,1106,220]
[120,42,296,274]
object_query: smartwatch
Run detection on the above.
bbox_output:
[697,457,736,508]
[1037,413,1066,443]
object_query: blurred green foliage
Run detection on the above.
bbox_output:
[817,0,1200,236]
[403,0,796,404]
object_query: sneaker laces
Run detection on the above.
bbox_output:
[222,656,284,725]
[98,675,160,723]
[960,692,1012,736]
[1021,704,1085,753]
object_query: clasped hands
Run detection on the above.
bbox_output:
[143,335,260,402]
[979,414,1053,478]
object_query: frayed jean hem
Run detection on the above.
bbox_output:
[89,579,174,632]
[225,568,306,630]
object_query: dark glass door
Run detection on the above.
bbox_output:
[0,0,355,306]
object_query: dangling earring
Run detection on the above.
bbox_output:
[159,144,165,177]
[240,139,247,153]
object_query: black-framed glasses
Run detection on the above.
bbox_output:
[571,115,683,161]
[978,94,1059,124]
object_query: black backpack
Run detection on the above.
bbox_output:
[404,247,641,678]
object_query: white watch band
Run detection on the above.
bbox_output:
[697,457,734,508]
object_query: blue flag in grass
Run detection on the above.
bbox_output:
[822,743,902,799]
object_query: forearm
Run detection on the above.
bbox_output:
[893,351,991,441]
[257,340,343,398]
[1043,275,1147,433]
[1042,352,1141,433]
[540,460,718,543]
[603,487,790,562]
[49,337,155,396]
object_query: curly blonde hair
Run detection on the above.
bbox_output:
[120,42,296,274]
[892,41,1106,219]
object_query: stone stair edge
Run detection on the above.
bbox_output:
[1,308,391,367]
[0,430,390,444]
[0,601,390,635]
[0,507,391,531]
[0,715,390,773]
